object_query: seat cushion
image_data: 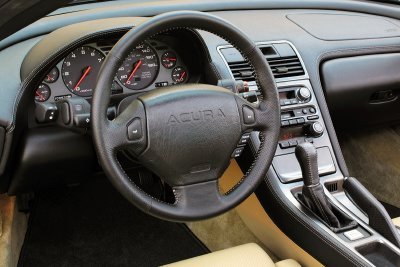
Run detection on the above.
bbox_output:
[393,217,400,229]
[163,243,301,267]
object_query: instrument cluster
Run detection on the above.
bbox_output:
[35,39,189,103]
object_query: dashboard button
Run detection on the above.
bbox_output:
[307,115,319,120]
[297,118,305,124]
[231,147,245,158]
[281,120,289,127]
[242,106,255,124]
[283,100,291,105]
[279,141,290,149]
[238,133,251,146]
[127,118,142,141]
[155,81,169,87]
[288,140,298,147]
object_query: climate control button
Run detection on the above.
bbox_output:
[305,121,324,137]
[296,87,311,102]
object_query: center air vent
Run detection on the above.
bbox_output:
[221,42,306,82]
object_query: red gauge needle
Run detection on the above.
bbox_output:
[165,58,177,61]
[35,91,44,101]
[126,60,143,84]
[179,71,186,82]
[47,75,53,81]
[74,66,92,90]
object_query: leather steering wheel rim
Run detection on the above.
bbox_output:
[91,10,280,222]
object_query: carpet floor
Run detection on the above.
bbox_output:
[18,178,208,267]
[338,127,400,209]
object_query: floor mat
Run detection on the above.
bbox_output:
[18,178,208,267]
[338,127,400,208]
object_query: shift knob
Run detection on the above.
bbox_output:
[295,142,319,187]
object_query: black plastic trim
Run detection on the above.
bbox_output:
[8,127,97,195]
[256,170,369,267]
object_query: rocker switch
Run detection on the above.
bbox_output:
[127,118,142,141]
[242,106,255,124]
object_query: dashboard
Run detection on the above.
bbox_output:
[0,2,400,265]
[0,3,400,195]
[34,36,193,104]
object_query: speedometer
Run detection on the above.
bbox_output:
[117,43,159,90]
[62,46,105,97]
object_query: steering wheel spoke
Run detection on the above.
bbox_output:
[172,180,225,219]
[235,94,278,132]
[106,99,147,154]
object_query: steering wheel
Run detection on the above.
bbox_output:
[91,10,280,222]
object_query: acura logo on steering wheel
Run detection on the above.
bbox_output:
[167,108,226,125]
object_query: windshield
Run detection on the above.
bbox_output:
[67,0,400,4]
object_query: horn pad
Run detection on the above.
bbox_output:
[135,85,242,186]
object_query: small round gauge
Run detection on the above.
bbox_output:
[44,67,59,83]
[171,66,188,84]
[161,51,177,69]
[117,43,159,90]
[62,46,105,97]
[35,84,51,102]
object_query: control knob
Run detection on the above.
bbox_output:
[305,121,324,137]
[296,87,311,102]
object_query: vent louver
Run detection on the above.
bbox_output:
[228,55,305,82]
[268,56,305,79]
[223,43,305,83]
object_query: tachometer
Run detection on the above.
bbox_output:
[117,43,159,90]
[61,46,105,97]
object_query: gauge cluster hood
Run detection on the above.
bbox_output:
[20,17,148,82]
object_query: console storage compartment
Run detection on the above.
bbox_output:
[356,242,400,267]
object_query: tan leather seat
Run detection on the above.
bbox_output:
[393,217,400,228]
[163,243,301,267]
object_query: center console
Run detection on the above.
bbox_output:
[218,41,400,266]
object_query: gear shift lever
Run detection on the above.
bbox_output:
[295,142,340,228]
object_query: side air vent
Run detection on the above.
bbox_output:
[220,42,306,82]
[228,62,255,82]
